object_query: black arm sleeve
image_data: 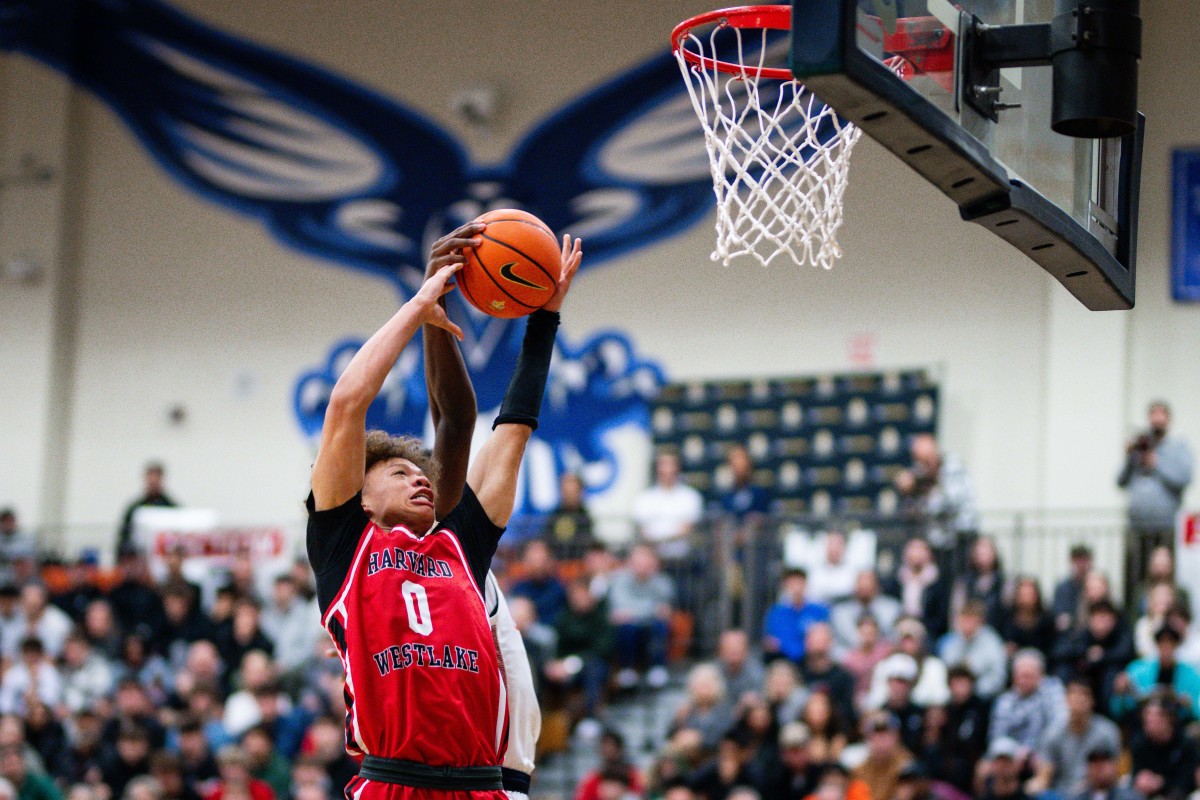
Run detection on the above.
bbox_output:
[439,485,504,590]
[492,309,559,431]
[305,492,369,615]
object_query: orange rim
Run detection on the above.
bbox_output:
[671,5,795,81]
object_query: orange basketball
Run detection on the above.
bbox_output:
[457,209,560,319]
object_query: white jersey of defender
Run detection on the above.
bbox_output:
[485,571,540,798]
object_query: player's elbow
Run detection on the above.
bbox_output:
[435,401,478,435]
[499,423,534,445]
[326,382,371,423]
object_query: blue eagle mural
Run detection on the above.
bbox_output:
[1,0,812,515]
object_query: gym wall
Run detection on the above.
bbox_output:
[0,0,1195,549]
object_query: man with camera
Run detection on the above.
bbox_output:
[893,434,978,576]
[1118,401,1193,603]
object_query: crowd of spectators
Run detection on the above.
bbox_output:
[0,503,353,800]
[0,400,1194,800]
[566,534,1200,800]
[552,411,1200,800]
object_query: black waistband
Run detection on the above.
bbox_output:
[359,755,503,791]
[501,767,531,794]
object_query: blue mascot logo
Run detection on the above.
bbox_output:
[0,0,815,514]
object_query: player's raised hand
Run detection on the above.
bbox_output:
[424,221,486,279]
[543,234,582,312]
[410,263,464,340]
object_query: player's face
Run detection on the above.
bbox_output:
[362,458,437,531]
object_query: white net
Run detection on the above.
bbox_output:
[676,21,862,270]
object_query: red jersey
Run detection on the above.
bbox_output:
[306,486,507,773]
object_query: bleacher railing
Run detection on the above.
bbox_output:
[507,508,1129,656]
[32,507,1128,651]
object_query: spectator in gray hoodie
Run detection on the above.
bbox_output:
[608,544,675,689]
[259,575,318,675]
[1119,401,1193,599]
[937,600,1007,699]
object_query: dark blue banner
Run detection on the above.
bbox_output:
[1173,149,1200,301]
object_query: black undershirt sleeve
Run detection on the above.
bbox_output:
[492,309,558,431]
[305,492,369,616]
[439,484,504,590]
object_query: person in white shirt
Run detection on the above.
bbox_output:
[1134,582,1178,659]
[221,651,284,737]
[0,637,62,714]
[19,584,72,659]
[805,531,860,605]
[60,632,115,714]
[868,617,949,709]
[632,452,703,561]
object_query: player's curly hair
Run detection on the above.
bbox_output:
[363,430,441,484]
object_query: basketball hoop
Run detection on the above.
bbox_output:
[672,5,861,270]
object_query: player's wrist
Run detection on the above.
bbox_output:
[403,293,440,322]
[541,291,567,312]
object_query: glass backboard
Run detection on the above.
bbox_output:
[792,0,1142,309]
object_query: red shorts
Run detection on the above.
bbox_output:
[344,777,507,800]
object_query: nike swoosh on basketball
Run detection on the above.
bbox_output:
[498,262,548,290]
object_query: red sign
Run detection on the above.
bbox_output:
[152,527,285,558]
[1183,513,1199,547]
[848,333,878,367]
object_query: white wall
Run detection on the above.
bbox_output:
[1,0,1197,551]
[1126,2,1200,453]
[0,58,75,525]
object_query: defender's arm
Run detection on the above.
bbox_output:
[469,236,582,527]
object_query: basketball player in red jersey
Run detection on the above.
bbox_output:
[307,222,582,799]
